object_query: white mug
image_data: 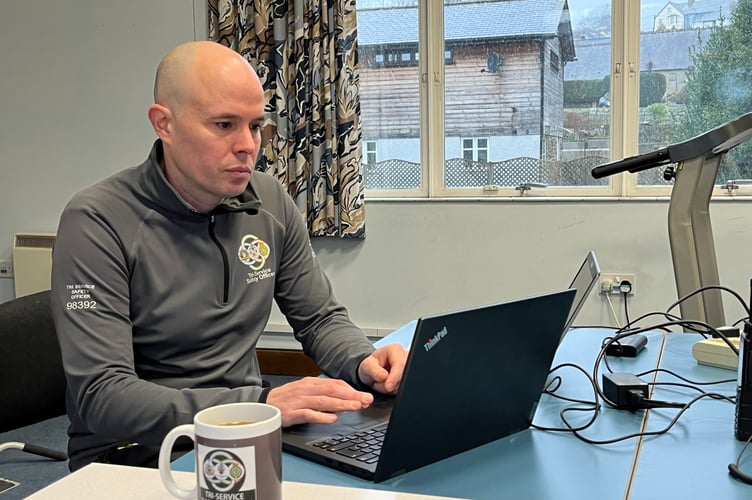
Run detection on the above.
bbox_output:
[158,402,282,500]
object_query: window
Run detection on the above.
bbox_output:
[366,46,420,68]
[365,141,377,164]
[635,1,752,196]
[358,0,752,198]
[550,50,560,73]
[461,138,488,162]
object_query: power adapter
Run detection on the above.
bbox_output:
[602,372,648,411]
[605,333,648,357]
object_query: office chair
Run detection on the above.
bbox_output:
[0,289,67,460]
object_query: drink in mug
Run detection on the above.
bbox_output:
[159,402,282,500]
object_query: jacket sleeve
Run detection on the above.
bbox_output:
[51,197,267,446]
[267,185,375,387]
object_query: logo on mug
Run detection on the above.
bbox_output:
[202,449,247,494]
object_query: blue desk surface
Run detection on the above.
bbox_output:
[0,415,69,500]
[630,333,749,499]
[174,326,666,500]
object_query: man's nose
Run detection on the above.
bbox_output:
[235,127,259,156]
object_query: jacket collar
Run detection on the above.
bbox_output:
[138,140,262,217]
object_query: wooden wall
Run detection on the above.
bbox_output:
[359,39,560,140]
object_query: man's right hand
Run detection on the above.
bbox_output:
[265,377,374,427]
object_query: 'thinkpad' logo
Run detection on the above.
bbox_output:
[202,449,246,493]
[238,234,270,271]
[424,326,448,352]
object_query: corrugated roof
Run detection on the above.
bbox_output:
[357,0,569,46]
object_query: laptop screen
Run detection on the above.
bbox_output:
[562,250,601,337]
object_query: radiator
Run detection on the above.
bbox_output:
[13,233,56,297]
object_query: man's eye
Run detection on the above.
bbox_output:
[216,122,232,130]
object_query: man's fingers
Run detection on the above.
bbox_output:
[281,408,339,427]
[266,377,374,427]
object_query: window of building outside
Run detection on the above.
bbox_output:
[358,0,752,198]
[365,141,377,165]
[462,138,489,162]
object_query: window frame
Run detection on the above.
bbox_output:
[362,1,752,200]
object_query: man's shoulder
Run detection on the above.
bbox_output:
[250,169,285,191]
[64,167,141,214]
[249,170,295,211]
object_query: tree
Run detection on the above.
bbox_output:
[675,0,752,180]
[572,3,611,39]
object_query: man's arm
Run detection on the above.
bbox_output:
[51,197,266,447]
[261,175,375,385]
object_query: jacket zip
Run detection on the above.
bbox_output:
[208,215,230,304]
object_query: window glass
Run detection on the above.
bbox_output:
[358,1,752,197]
[637,1,752,187]
[358,2,421,191]
[442,0,608,191]
[358,1,682,195]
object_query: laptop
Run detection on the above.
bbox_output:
[281,289,576,482]
[561,250,601,341]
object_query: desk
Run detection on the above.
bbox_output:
[26,462,463,499]
[10,328,751,498]
[630,333,749,499]
[172,327,664,499]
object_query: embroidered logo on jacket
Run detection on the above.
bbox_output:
[238,234,270,270]
[238,234,275,285]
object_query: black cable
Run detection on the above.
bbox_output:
[631,393,685,409]
[561,391,734,445]
[649,380,736,400]
[730,433,752,484]
[666,284,750,318]
[533,363,601,434]
[593,319,739,407]
[537,305,746,450]
[535,347,738,450]
[613,311,697,335]
[636,367,735,387]
[541,363,602,409]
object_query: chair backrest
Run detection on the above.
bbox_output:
[0,290,66,432]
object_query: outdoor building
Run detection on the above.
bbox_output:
[356,0,737,190]
[653,0,733,31]
[565,29,711,98]
[357,0,575,188]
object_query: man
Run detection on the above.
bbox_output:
[51,41,406,471]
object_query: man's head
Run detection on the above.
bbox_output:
[148,41,265,213]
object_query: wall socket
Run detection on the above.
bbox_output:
[600,273,635,295]
[0,261,13,278]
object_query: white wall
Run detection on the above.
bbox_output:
[2,1,752,339]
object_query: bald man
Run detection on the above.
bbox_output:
[51,41,406,471]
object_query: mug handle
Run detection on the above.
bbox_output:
[158,424,196,499]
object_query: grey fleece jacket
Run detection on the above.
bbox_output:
[51,140,374,470]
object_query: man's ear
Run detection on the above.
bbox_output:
[147,104,172,141]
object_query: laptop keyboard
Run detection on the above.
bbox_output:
[311,423,388,464]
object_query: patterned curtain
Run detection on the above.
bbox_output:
[208,0,365,238]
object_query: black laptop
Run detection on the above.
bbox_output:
[281,289,576,482]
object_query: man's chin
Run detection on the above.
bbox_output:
[226,178,252,196]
